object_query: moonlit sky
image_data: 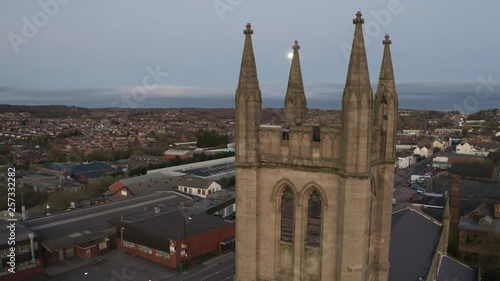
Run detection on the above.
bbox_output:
[1,1,500,111]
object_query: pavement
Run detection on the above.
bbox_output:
[27,250,235,281]
[44,256,105,277]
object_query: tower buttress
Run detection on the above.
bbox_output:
[284,40,307,126]
[341,11,373,175]
[371,34,399,281]
[235,23,262,165]
[234,23,261,281]
[374,34,398,162]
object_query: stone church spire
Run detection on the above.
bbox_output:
[341,11,373,175]
[237,23,260,90]
[284,40,307,126]
[235,22,262,164]
[374,34,398,161]
[345,11,371,88]
[378,34,396,83]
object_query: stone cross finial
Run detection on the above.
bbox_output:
[383,34,392,45]
[244,23,253,35]
[353,11,364,24]
[293,40,300,50]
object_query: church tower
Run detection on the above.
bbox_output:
[234,11,398,281]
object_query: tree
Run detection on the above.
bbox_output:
[217,176,235,188]
[462,129,469,137]
[88,174,123,196]
[196,130,229,148]
[57,129,83,139]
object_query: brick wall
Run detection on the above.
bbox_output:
[0,261,44,281]
[116,223,235,269]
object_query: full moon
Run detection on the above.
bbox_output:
[288,52,293,59]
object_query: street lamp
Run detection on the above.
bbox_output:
[120,227,125,247]
[181,216,192,271]
[119,226,125,270]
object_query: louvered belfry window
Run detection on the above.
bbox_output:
[306,190,322,247]
[280,187,294,242]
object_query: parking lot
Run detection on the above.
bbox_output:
[27,250,235,281]
[393,157,434,210]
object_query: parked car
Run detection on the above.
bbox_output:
[411,183,423,190]
[392,198,396,205]
[417,188,425,194]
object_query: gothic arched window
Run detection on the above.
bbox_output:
[280,187,294,242]
[306,190,322,247]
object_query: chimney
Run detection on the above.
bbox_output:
[495,204,500,219]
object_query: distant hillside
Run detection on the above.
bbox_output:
[0,104,91,118]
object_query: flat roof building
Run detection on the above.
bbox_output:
[112,208,235,271]
[22,192,190,266]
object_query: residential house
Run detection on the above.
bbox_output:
[455,142,494,156]
[432,139,448,151]
[396,150,414,169]
[414,145,432,158]
[177,176,221,198]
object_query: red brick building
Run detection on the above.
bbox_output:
[114,211,235,270]
[164,149,193,160]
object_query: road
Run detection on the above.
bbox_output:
[170,255,235,281]
[392,157,434,210]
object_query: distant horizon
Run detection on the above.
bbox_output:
[1,102,499,114]
[2,79,500,113]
